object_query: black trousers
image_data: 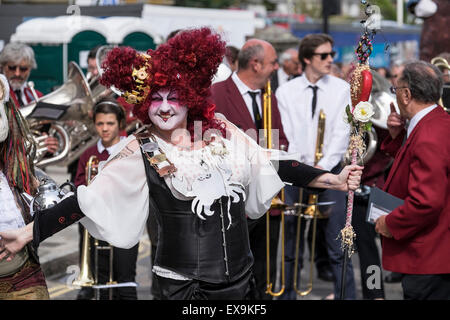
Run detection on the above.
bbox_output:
[352,194,385,299]
[247,214,280,300]
[402,274,450,300]
[78,224,139,300]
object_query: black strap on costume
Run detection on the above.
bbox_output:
[277,160,328,190]
[32,195,84,250]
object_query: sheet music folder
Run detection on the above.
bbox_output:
[366,187,404,224]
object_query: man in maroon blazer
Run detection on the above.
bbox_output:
[376,61,450,299]
[210,39,288,300]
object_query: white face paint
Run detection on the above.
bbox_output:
[148,89,188,133]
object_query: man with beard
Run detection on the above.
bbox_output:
[0,42,58,154]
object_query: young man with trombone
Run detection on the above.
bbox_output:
[276,33,355,300]
[73,98,139,300]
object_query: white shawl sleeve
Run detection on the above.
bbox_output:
[77,136,149,249]
[216,114,291,220]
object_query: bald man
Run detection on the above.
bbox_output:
[211,39,288,300]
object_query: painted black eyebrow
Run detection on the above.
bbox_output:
[151,91,163,99]
[167,89,178,99]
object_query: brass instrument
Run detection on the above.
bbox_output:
[72,155,116,300]
[20,61,116,168]
[264,80,286,297]
[72,156,98,289]
[431,56,450,112]
[293,109,326,297]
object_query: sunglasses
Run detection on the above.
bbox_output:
[312,51,336,60]
[7,65,30,72]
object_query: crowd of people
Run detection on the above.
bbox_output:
[0,19,448,301]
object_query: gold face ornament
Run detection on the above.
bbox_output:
[123,53,152,105]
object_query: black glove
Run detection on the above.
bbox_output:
[277,160,328,192]
[32,195,84,250]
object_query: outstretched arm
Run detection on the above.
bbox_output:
[308,164,363,191]
[277,159,362,192]
[0,195,84,261]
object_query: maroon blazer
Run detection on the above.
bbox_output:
[380,106,450,274]
[210,76,289,150]
[74,144,110,188]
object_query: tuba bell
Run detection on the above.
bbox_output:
[431,56,450,112]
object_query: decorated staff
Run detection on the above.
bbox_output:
[338,0,377,300]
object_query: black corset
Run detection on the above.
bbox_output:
[141,146,253,284]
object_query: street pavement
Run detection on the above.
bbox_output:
[40,165,404,300]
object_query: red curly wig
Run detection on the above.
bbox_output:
[100,27,227,140]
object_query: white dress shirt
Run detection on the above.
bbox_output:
[231,72,262,123]
[407,104,437,138]
[96,137,125,156]
[275,74,351,171]
[277,68,290,87]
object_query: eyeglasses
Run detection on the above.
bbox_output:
[7,65,30,72]
[312,51,336,60]
[390,86,409,94]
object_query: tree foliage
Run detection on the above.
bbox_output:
[370,0,397,21]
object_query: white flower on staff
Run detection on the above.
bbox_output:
[353,101,374,123]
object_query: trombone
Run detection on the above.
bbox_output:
[263,80,286,297]
[72,156,98,290]
[293,109,327,297]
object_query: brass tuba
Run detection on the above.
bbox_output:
[20,61,115,168]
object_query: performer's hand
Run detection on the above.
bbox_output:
[0,223,33,261]
[43,134,59,154]
[336,164,363,191]
[375,215,393,238]
[387,102,405,139]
